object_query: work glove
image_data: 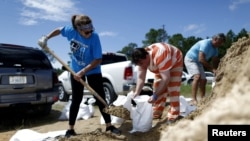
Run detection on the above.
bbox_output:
[38,35,48,49]
[148,93,158,103]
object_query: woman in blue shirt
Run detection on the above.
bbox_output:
[38,14,121,138]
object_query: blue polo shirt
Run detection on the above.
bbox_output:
[186,39,218,64]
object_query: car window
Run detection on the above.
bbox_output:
[0,46,52,69]
[101,54,127,65]
[205,73,214,77]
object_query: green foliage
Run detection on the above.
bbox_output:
[118,27,249,73]
[52,27,249,73]
[142,28,169,46]
[117,43,138,60]
[180,84,212,98]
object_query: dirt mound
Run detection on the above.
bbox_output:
[160,37,250,140]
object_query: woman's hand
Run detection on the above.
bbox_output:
[74,69,86,81]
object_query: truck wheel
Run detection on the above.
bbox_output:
[103,82,117,105]
[58,85,69,101]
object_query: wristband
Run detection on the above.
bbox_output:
[152,93,158,101]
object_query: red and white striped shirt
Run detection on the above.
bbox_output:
[146,43,182,73]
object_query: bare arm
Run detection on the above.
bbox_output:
[148,70,170,103]
[154,71,170,96]
[74,59,102,81]
[199,51,214,72]
[199,51,218,74]
[133,67,147,98]
[46,27,62,39]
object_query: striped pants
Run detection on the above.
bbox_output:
[153,59,183,120]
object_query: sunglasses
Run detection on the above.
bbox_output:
[83,30,93,35]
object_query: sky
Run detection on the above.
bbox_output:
[1,0,250,68]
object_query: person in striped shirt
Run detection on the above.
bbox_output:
[131,42,183,124]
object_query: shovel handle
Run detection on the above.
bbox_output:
[42,46,109,107]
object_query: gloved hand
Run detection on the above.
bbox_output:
[38,35,48,48]
[148,93,158,103]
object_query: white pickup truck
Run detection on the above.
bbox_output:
[58,52,140,104]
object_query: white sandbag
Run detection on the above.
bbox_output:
[100,115,125,125]
[88,104,95,116]
[58,101,71,120]
[9,129,66,141]
[112,95,127,106]
[129,95,153,133]
[58,98,95,121]
[179,96,196,117]
[77,103,91,120]
[123,91,134,113]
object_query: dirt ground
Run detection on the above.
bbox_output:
[1,36,250,141]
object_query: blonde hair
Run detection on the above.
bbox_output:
[71,14,92,30]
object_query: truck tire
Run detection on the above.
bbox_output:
[58,85,69,101]
[103,82,117,105]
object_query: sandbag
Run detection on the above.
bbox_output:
[125,92,153,133]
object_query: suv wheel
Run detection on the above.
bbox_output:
[103,82,117,105]
[58,85,69,101]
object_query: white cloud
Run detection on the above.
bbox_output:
[183,24,206,35]
[19,0,80,25]
[229,0,250,11]
[98,31,117,37]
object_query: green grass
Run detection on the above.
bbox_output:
[180,84,212,98]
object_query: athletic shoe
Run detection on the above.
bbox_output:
[65,129,77,138]
[106,126,121,135]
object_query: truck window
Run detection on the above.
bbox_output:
[101,54,127,65]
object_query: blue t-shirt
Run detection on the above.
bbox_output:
[186,39,218,64]
[60,25,102,75]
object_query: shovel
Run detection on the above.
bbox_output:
[38,45,130,119]
[40,45,108,107]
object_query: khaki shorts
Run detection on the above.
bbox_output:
[184,57,206,79]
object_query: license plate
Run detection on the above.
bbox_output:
[9,76,27,84]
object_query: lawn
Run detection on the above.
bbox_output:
[180,84,212,98]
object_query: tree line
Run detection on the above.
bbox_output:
[117,28,249,72]
[53,28,249,74]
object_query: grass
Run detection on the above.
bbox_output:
[180,84,212,98]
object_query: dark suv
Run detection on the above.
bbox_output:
[0,43,60,115]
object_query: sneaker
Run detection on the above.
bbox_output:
[106,126,121,135]
[65,129,77,138]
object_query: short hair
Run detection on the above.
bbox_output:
[213,33,226,42]
[131,48,148,65]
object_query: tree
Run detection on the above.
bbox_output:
[142,28,168,46]
[183,36,202,56]
[117,43,138,60]
[236,28,249,39]
[168,33,185,48]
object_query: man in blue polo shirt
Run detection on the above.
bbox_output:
[184,33,226,105]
